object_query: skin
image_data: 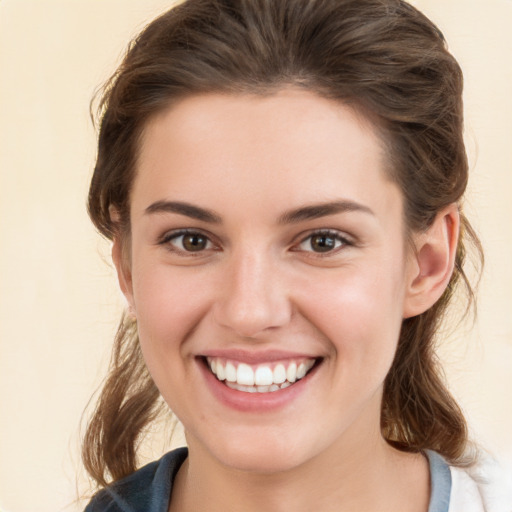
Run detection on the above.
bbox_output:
[113,89,459,512]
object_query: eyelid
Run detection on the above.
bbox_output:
[291,229,354,254]
[157,227,353,256]
[157,228,220,254]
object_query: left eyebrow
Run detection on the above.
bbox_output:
[277,200,375,224]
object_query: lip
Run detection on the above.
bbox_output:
[197,354,321,412]
[199,348,319,365]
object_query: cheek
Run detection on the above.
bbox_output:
[298,264,406,367]
[130,262,217,413]
[131,260,213,352]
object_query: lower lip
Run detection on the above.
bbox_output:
[198,358,319,412]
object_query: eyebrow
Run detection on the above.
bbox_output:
[144,199,374,224]
[145,200,222,223]
[277,200,375,224]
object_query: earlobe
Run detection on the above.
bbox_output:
[403,204,460,318]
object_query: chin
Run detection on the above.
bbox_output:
[201,430,314,474]
[218,449,302,474]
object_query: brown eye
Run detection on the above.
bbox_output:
[181,233,208,251]
[162,231,214,253]
[310,234,337,252]
[295,231,348,254]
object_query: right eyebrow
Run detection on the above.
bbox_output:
[144,200,222,223]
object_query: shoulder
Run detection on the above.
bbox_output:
[84,447,188,512]
[448,452,512,512]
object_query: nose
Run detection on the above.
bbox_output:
[212,249,292,338]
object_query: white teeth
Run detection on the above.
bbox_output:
[273,364,286,384]
[296,362,307,379]
[286,362,297,383]
[226,382,258,393]
[206,356,317,392]
[254,366,273,386]
[216,362,226,381]
[225,362,237,382]
[237,363,255,386]
[225,381,290,393]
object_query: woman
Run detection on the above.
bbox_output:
[82,0,508,510]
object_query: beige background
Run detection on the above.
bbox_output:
[0,0,511,510]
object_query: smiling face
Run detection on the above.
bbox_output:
[116,89,418,473]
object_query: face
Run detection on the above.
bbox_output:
[119,89,418,474]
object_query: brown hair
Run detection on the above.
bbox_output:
[83,0,483,488]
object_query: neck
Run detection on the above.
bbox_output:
[169,413,430,512]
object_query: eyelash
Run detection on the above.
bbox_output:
[158,229,352,257]
[293,229,352,256]
[158,229,218,256]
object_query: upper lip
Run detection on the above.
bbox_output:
[198,349,320,364]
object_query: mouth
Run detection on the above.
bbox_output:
[203,356,320,394]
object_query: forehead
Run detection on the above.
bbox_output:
[132,89,402,225]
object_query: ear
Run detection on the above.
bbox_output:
[403,204,460,318]
[110,207,135,314]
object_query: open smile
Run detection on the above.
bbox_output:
[202,356,321,394]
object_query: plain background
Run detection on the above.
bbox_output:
[0,0,511,510]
